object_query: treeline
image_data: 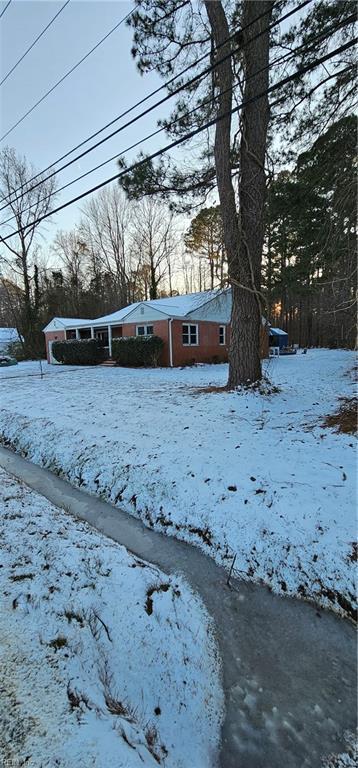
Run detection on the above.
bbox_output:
[185,116,357,348]
[264,116,357,349]
[0,116,356,356]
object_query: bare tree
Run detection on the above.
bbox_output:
[0,147,57,354]
[79,186,130,309]
[51,230,88,317]
[130,198,176,300]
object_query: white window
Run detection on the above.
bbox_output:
[182,324,198,346]
[136,325,154,336]
[219,325,226,345]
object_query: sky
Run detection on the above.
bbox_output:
[0,0,175,247]
[0,0,315,270]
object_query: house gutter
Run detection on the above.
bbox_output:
[168,318,173,367]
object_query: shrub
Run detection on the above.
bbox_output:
[6,341,28,361]
[52,339,105,365]
[112,335,164,367]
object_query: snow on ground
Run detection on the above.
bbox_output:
[0,349,356,619]
[322,731,357,768]
[0,469,223,768]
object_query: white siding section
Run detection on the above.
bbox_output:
[43,318,93,332]
[123,304,169,323]
[186,290,231,323]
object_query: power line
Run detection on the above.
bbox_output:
[1,36,355,244]
[5,63,350,230]
[4,16,343,228]
[0,0,71,88]
[0,0,11,20]
[3,0,353,224]
[0,6,134,143]
[0,1,192,146]
[0,0,313,211]
[0,0,280,206]
[1,7,352,226]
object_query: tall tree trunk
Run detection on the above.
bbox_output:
[210,258,214,290]
[205,0,273,387]
[266,219,272,321]
[230,0,273,385]
[167,256,173,296]
[20,246,35,355]
[149,253,157,299]
[204,0,241,374]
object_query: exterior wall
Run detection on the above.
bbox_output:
[45,330,66,363]
[171,321,268,367]
[45,320,269,366]
[121,319,170,366]
[171,320,229,367]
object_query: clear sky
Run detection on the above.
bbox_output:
[0,0,173,244]
[0,0,311,259]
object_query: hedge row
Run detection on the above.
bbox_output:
[112,335,164,367]
[52,339,105,365]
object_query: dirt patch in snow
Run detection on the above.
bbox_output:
[322,397,357,435]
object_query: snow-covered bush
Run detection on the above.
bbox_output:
[52,339,105,365]
[112,336,164,367]
[6,341,27,361]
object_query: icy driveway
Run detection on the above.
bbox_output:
[0,450,356,768]
[0,350,356,616]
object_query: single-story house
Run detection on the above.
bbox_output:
[0,327,22,353]
[43,289,270,367]
[269,327,289,350]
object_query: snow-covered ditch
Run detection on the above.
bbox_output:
[0,469,223,767]
[0,349,356,619]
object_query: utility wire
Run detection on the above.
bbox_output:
[0,6,134,143]
[0,0,11,20]
[0,0,279,204]
[0,0,71,88]
[3,17,346,228]
[3,61,350,228]
[3,0,353,222]
[0,0,313,210]
[1,36,355,244]
[0,1,191,145]
[1,8,352,225]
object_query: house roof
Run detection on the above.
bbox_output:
[43,317,94,332]
[94,303,141,324]
[43,290,230,332]
[269,327,288,336]
[97,290,225,323]
[0,327,22,343]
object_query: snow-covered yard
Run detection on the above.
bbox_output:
[0,469,223,767]
[0,349,356,618]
